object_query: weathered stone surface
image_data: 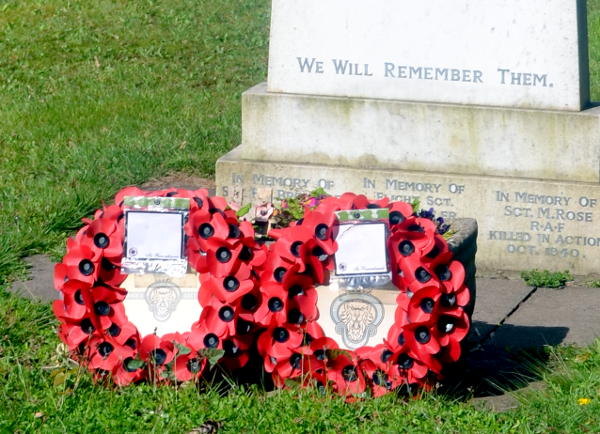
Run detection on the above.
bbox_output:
[217,147,600,276]
[8,255,59,302]
[447,218,478,316]
[490,286,600,347]
[240,84,600,183]
[470,381,546,412]
[268,0,589,111]
[469,278,535,342]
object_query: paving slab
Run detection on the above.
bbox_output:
[489,285,600,348]
[8,255,58,302]
[470,381,546,413]
[468,277,534,343]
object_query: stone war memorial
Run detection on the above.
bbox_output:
[23,0,600,409]
[216,0,600,276]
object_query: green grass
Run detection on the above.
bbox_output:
[2,0,600,431]
[2,286,600,432]
[0,0,270,284]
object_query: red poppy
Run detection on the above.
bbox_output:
[401,322,443,374]
[207,195,228,212]
[387,201,414,226]
[198,299,238,340]
[303,238,335,285]
[349,194,390,210]
[329,193,357,211]
[389,217,437,261]
[167,333,207,382]
[389,348,430,385]
[355,344,395,373]
[198,267,255,306]
[283,273,319,324]
[53,263,69,291]
[359,358,397,397]
[202,238,243,277]
[220,335,252,371]
[254,281,289,327]
[88,335,135,371]
[62,239,99,285]
[57,320,97,350]
[186,236,207,272]
[394,256,439,294]
[304,320,326,341]
[268,226,315,272]
[77,217,124,261]
[187,319,225,351]
[301,210,338,249]
[233,288,262,325]
[326,352,366,396]
[437,260,468,295]
[112,357,146,386]
[272,352,306,385]
[399,284,444,324]
[52,280,93,322]
[97,256,127,287]
[257,325,304,363]
[436,310,470,363]
[259,253,298,287]
[186,204,211,238]
[303,336,340,374]
[139,334,176,368]
[188,189,210,212]
[99,204,125,222]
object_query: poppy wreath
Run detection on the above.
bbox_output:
[254,192,471,398]
[52,186,265,385]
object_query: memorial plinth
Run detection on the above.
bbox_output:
[215,0,599,276]
[237,84,600,183]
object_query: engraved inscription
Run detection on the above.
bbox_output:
[219,166,600,272]
[294,56,552,88]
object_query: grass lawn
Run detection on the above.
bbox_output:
[1,0,600,431]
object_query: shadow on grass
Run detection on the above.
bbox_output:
[440,321,569,399]
[191,322,569,401]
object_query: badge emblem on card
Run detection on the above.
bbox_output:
[331,293,384,349]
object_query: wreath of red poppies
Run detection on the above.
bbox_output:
[53,187,265,385]
[252,193,471,398]
[54,189,471,397]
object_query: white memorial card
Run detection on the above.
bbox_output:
[334,223,389,276]
[121,196,190,276]
[126,211,183,260]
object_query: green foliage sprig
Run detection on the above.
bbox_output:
[521,269,574,288]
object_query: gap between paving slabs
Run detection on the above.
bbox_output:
[472,284,540,349]
[440,279,546,412]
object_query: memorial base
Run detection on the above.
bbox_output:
[216,147,600,276]
[238,84,600,183]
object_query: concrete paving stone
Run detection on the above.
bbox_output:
[470,381,546,412]
[490,285,600,348]
[468,277,534,343]
[8,255,59,302]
